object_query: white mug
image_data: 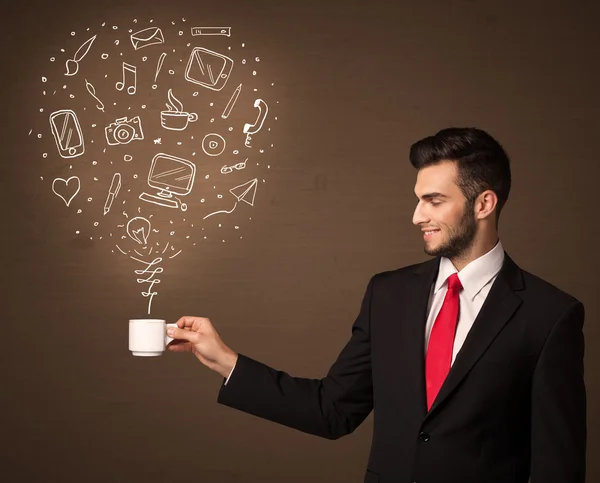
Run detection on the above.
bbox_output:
[129,319,177,356]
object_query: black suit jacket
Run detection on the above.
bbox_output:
[218,253,586,483]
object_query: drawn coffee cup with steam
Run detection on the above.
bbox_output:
[160,89,198,131]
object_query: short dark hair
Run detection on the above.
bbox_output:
[409,127,511,223]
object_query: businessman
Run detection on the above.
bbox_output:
[167,127,586,483]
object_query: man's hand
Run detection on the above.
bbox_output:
[167,316,238,378]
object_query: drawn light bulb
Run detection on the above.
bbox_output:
[127,216,151,245]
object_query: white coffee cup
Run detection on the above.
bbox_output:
[129,319,177,356]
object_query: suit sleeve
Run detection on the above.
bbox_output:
[216,276,375,440]
[530,301,586,483]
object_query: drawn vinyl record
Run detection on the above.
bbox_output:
[202,133,226,156]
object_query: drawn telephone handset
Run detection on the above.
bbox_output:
[243,99,268,147]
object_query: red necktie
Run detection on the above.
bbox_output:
[425,272,463,411]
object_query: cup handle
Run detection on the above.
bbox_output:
[188,112,198,122]
[165,322,177,345]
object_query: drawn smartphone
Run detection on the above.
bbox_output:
[49,109,85,158]
[184,47,233,91]
[243,99,268,135]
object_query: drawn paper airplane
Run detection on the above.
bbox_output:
[203,178,257,219]
[230,178,257,206]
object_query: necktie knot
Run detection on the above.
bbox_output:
[447,273,462,292]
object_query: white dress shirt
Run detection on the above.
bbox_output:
[225,239,505,384]
[425,239,505,364]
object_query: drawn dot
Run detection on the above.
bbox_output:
[179,31,183,35]
[254,88,258,92]
[102,22,106,26]
[192,152,196,156]
[193,92,199,96]
[228,46,231,50]
[171,21,175,25]
[60,48,65,52]
[187,42,191,47]
[128,29,133,33]
[169,69,175,75]
[242,59,246,64]
[37,134,42,139]
[177,141,182,145]
[218,224,222,227]
[233,149,239,154]
[77,209,82,214]
[255,57,260,62]
[43,91,46,95]
[252,71,257,76]
[201,198,205,203]
[204,174,209,179]
[217,194,223,199]
[142,56,147,61]
[228,127,233,131]
[50,57,55,62]
[133,19,137,23]
[115,40,120,46]
[242,43,245,47]
[210,118,214,123]
[170,231,175,235]
[102,53,109,59]
[92,160,97,165]
[152,84,157,89]
[39,108,44,112]
[142,105,146,109]
[271,143,274,147]
[182,17,186,21]
[70,94,75,98]
[41,77,47,82]
[209,102,214,106]
[71,31,76,36]
[133,174,138,179]
[43,153,48,158]
[87,197,92,202]
[172,48,175,52]
[112,25,118,30]
[93,177,98,181]
[124,154,133,162]
[76,230,80,234]
[94,222,99,226]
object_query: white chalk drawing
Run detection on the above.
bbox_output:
[161,89,198,131]
[52,176,81,207]
[105,116,144,145]
[203,178,257,219]
[126,216,151,245]
[65,35,97,76]
[185,47,233,91]
[116,62,137,95]
[103,173,121,215]
[130,27,165,50]
[222,83,242,119]
[221,158,247,175]
[202,133,226,156]
[49,109,85,158]
[85,79,105,112]
[130,255,163,314]
[191,26,231,37]
[243,99,269,147]
[139,153,196,211]
[152,52,167,89]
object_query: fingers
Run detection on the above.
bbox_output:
[167,326,199,343]
[166,341,192,352]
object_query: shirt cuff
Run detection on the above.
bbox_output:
[224,361,237,385]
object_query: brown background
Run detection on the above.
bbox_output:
[1,0,598,481]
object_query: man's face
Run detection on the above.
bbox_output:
[412,161,477,259]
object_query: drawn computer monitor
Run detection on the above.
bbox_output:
[139,153,196,211]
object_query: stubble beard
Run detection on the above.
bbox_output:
[424,202,477,260]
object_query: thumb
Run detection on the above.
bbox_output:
[167,326,198,343]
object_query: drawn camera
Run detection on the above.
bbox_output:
[105,116,144,146]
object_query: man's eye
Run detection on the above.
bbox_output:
[430,200,441,205]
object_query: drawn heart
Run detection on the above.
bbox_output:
[52,176,81,207]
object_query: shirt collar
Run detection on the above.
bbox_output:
[434,239,505,300]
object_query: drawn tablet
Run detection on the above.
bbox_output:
[184,47,233,91]
[49,109,85,158]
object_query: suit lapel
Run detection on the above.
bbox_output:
[423,253,524,420]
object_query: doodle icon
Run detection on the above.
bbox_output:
[105,116,144,146]
[139,153,196,211]
[160,89,198,131]
[202,133,226,156]
[49,109,85,158]
[65,35,96,76]
[243,99,269,147]
[127,216,151,245]
[52,176,81,207]
[185,47,233,91]
[130,27,165,50]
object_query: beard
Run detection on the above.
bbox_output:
[424,201,477,259]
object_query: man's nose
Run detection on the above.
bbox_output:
[412,202,428,226]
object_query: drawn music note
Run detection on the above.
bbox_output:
[116,62,137,95]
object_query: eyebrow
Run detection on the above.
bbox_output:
[415,192,449,200]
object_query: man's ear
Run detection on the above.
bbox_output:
[475,190,498,220]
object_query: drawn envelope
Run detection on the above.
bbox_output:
[184,47,233,91]
[130,27,165,50]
